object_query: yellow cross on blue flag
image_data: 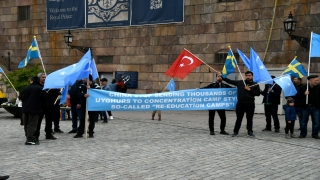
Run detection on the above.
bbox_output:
[221,50,237,78]
[18,38,40,68]
[283,58,307,78]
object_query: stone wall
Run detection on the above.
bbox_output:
[0,0,319,94]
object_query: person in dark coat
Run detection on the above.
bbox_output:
[221,71,261,137]
[68,80,83,133]
[74,75,100,138]
[283,98,297,138]
[19,76,44,145]
[296,75,320,139]
[201,73,232,135]
[34,73,58,141]
[261,76,282,132]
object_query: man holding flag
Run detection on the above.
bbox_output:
[220,71,260,137]
[296,75,320,139]
[201,73,232,135]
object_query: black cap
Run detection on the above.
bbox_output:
[307,75,318,80]
[101,78,108,82]
[287,99,294,103]
[271,75,276,79]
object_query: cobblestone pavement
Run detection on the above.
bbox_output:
[0,108,319,180]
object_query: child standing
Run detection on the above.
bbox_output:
[283,98,297,138]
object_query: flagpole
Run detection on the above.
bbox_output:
[183,48,219,73]
[1,70,18,95]
[162,78,174,92]
[306,31,313,104]
[229,46,245,85]
[34,36,47,76]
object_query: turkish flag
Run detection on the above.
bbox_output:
[165,49,203,80]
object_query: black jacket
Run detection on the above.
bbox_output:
[261,84,282,105]
[19,82,44,114]
[201,81,232,89]
[70,80,83,104]
[296,84,320,108]
[77,81,100,106]
[222,78,260,103]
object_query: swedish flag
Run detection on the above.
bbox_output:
[283,59,307,78]
[222,50,237,78]
[18,38,40,68]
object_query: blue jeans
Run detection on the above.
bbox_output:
[71,103,81,131]
[301,106,320,137]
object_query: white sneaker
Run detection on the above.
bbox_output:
[110,116,114,120]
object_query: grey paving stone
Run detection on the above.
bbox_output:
[1,109,320,179]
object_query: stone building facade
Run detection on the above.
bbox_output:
[0,0,320,99]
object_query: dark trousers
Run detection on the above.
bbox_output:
[101,111,108,122]
[71,103,81,131]
[301,106,320,137]
[53,103,61,131]
[234,102,255,134]
[23,113,39,139]
[208,110,226,132]
[35,109,53,138]
[77,107,96,135]
[264,104,280,129]
[107,111,112,116]
[285,121,295,134]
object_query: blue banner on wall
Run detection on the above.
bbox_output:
[87,88,238,111]
[86,0,130,28]
[131,0,184,25]
[46,0,85,30]
[46,0,184,30]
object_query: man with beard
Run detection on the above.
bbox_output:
[220,71,261,137]
[201,73,232,135]
[34,73,57,141]
[296,75,320,139]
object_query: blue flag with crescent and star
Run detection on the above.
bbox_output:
[274,74,297,97]
[250,48,272,84]
[43,49,92,89]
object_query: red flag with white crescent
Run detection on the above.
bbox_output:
[165,49,203,80]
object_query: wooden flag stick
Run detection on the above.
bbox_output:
[183,48,219,73]
[1,70,18,95]
[228,46,245,85]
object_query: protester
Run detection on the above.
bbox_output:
[105,79,117,119]
[116,78,127,93]
[220,71,261,137]
[74,74,100,138]
[34,73,57,141]
[292,77,304,130]
[19,76,44,145]
[99,78,109,123]
[296,75,320,139]
[68,80,82,133]
[201,73,232,135]
[152,110,161,121]
[261,76,282,132]
[283,98,297,138]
